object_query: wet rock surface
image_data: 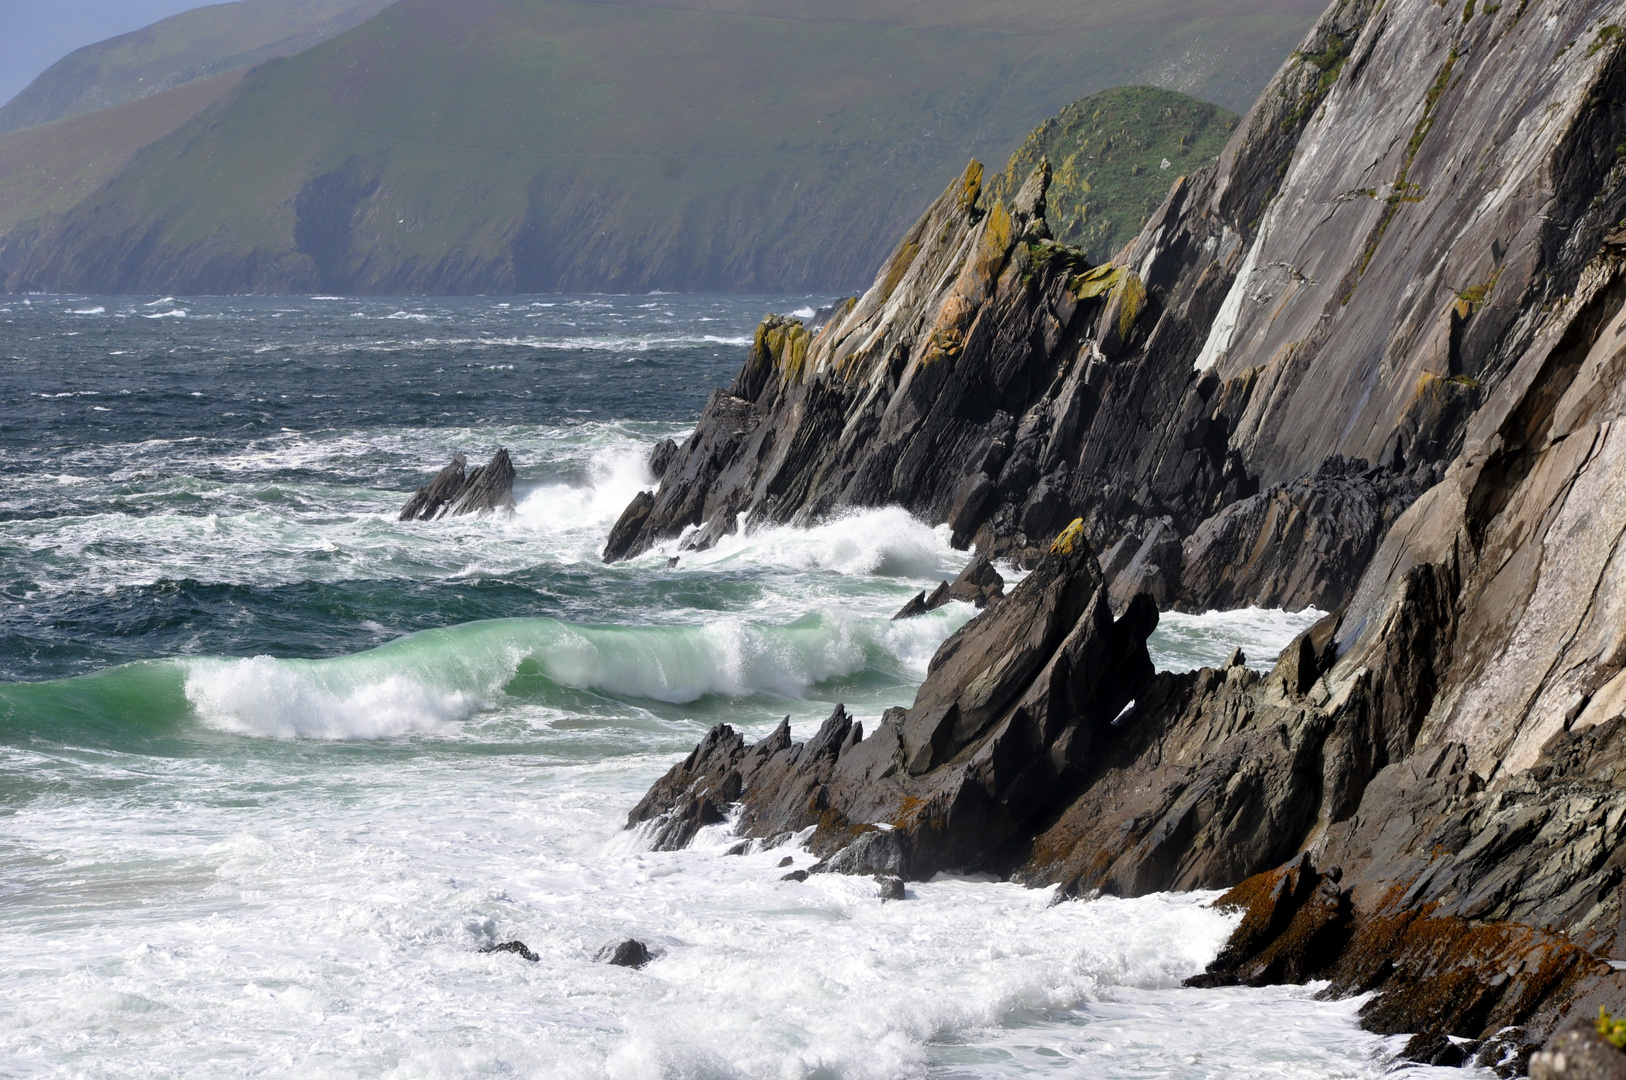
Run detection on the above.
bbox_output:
[400,449,516,520]
[480,940,539,962]
[630,534,1158,880]
[621,0,1626,1067]
[600,939,651,969]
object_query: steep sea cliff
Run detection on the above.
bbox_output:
[615,0,1626,1066]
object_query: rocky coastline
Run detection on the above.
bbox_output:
[611,0,1626,1071]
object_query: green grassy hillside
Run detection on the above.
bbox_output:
[0,0,392,135]
[988,86,1237,263]
[8,0,1324,295]
[0,73,245,238]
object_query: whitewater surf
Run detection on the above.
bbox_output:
[0,295,1462,1077]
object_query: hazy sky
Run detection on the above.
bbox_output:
[0,0,208,106]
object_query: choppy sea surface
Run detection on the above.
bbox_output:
[0,295,1476,1078]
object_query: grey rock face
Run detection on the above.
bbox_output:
[399,449,516,521]
[620,0,1626,1062]
[647,438,679,483]
[1176,456,1433,613]
[629,537,1158,881]
[1532,1020,1626,1080]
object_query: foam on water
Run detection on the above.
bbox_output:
[0,296,1486,1078]
[0,737,1478,1080]
[674,508,960,580]
[1149,606,1330,673]
[176,606,970,740]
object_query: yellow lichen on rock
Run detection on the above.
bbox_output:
[879,240,922,303]
[753,316,814,386]
[1116,271,1146,342]
[1070,262,1122,300]
[957,160,985,211]
[978,202,1013,275]
[1051,518,1085,555]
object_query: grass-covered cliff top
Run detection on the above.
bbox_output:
[988,86,1238,264]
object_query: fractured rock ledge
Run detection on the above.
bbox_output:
[620,0,1626,1066]
[399,449,516,521]
[630,530,1156,880]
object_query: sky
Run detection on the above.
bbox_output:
[0,0,209,106]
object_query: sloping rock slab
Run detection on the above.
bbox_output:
[628,534,1157,880]
[400,449,516,520]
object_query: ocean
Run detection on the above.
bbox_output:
[0,294,1473,1078]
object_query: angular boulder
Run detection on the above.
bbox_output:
[400,449,516,520]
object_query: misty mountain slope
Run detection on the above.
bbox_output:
[0,73,246,260]
[0,0,394,136]
[3,0,1324,295]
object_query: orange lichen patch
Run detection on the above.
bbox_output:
[809,805,874,851]
[1197,859,1616,1040]
[1335,889,1606,1036]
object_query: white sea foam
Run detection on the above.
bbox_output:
[0,734,1478,1079]
[184,655,480,739]
[178,604,967,739]
[1148,606,1330,672]
[70,306,106,315]
[678,507,962,580]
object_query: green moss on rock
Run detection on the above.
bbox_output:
[986,86,1237,264]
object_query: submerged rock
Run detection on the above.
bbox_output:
[876,875,906,901]
[399,449,516,520]
[600,939,651,968]
[891,582,949,620]
[893,556,1005,620]
[480,940,539,962]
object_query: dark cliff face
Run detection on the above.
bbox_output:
[621,0,1626,1060]
[606,0,1626,617]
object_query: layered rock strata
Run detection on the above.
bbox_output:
[398,449,516,520]
[623,0,1626,1066]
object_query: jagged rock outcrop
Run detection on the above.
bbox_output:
[398,449,516,521]
[891,554,1005,620]
[630,530,1158,879]
[625,0,1626,1066]
[1175,455,1435,612]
